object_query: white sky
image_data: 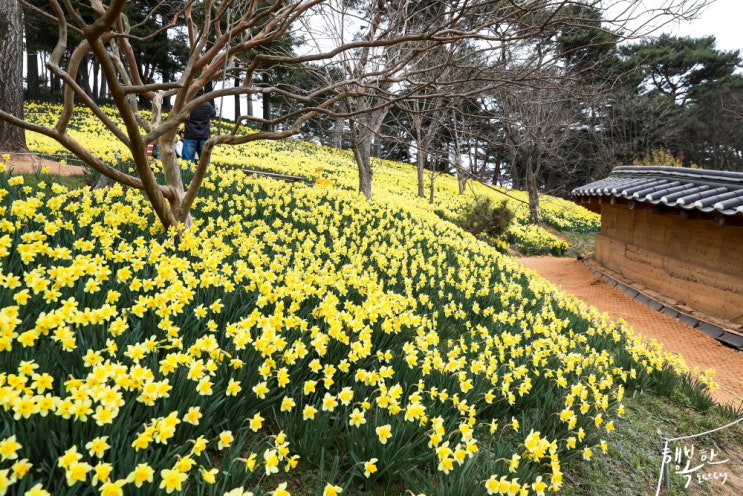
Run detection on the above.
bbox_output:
[661,0,742,52]
[214,0,743,121]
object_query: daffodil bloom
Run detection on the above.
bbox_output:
[249,412,264,432]
[85,436,110,458]
[600,440,609,453]
[174,455,196,473]
[252,381,269,399]
[224,487,254,496]
[57,446,82,469]
[191,436,208,455]
[242,452,257,472]
[65,460,93,486]
[321,393,338,412]
[508,453,520,472]
[594,414,603,428]
[159,468,187,493]
[323,483,343,496]
[582,446,593,460]
[484,476,500,494]
[363,458,378,477]
[22,483,51,496]
[348,408,365,427]
[302,405,317,420]
[11,458,32,478]
[196,377,214,395]
[338,387,354,405]
[183,406,202,425]
[303,380,317,395]
[0,436,21,461]
[263,449,280,475]
[375,424,392,444]
[274,482,290,496]
[218,430,234,449]
[226,378,242,396]
[531,475,547,496]
[280,397,296,411]
[98,479,126,496]
[508,478,522,495]
[127,463,154,487]
[200,467,218,484]
[92,462,113,485]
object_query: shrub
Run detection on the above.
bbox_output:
[457,197,514,239]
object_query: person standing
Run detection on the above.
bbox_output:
[174,129,185,158]
[182,100,216,162]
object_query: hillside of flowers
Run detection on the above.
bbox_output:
[0,104,706,496]
[22,102,599,256]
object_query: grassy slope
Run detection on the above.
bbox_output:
[5,104,742,496]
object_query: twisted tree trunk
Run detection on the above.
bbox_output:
[0,0,29,153]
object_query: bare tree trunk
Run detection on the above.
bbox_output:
[350,103,388,199]
[261,72,272,131]
[23,16,40,100]
[234,93,241,120]
[50,72,61,95]
[25,51,40,100]
[416,150,426,198]
[525,154,540,225]
[457,167,467,194]
[92,60,100,100]
[429,168,435,204]
[330,101,348,149]
[510,149,521,189]
[452,116,466,195]
[0,0,28,152]
[234,61,241,120]
[330,119,343,149]
[351,119,374,199]
[100,75,107,100]
[410,107,426,198]
[76,55,93,98]
[492,146,502,185]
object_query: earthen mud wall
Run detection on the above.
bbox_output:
[595,203,743,324]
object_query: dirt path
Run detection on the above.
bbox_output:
[2,154,85,176]
[519,256,743,406]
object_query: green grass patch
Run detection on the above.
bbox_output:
[561,392,743,495]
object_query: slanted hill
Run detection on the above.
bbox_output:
[0,103,730,496]
[21,102,599,257]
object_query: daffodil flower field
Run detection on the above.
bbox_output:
[0,104,710,496]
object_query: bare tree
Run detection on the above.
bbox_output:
[0,0,29,153]
[308,1,447,199]
[397,74,448,200]
[0,0,712,229]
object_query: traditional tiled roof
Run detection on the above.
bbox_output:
[572,166,743,217]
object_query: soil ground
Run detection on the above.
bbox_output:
[2,153,86,175]
[519,256,743,407]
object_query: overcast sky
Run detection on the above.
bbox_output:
[662,0,742,52]
[215,1,743,121]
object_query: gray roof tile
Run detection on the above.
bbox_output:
[572,166,743,217]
